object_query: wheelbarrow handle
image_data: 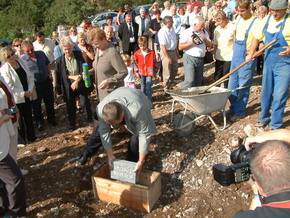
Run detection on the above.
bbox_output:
[200,39,277,94]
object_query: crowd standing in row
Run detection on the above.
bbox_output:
[0,0,289,217]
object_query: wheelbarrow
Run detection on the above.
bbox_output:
[166,86,231,136]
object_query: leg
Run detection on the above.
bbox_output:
[140,76,146,94]
[259,59,273,125]
[170,51,178,83]
[160,50,170,87]
[145,76,153,102]
[127,135,139,162]
[21,100,36,142]
[235,61,255,116]
[80,94,92,122]
[270,62,290,129]
[0,155,26,217]
[194,58,204,86]
[228,70,239,114]
[222,61,231,88]
[32,87,44,126]
[66,91,77,128]
[43,80,56,124]
[214,60,224,81]
[179,53,195,89]
[77,126,103,165]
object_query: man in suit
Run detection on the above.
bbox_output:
[118,14,139,55]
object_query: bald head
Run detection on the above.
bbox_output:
[251,140,290,195]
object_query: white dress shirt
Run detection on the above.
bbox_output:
[158,26,177,50]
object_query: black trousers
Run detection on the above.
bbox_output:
[0,154,26,217]
[84,126,139,162]
[214,60,231,88]
[33,80,55,124]
[65,90,92,127]
[17,99,36,142]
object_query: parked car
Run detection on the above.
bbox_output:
[91,12,118,27]
[132,4,151,16]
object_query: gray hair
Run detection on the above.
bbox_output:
[0,46,14,63]
[60,36,74,47]
[191,16,205,26]
[163,16,173,25]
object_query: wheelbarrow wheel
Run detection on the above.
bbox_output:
[172,112,195,137]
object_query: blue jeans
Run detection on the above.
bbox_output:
[141,76,153,102]
[259,60,290,129]
[179,53,204,89]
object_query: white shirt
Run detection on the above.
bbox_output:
[161,9,172,19]
[158,26,177,50]
[179,27,209,57]
[127,22,135,43]
[124,64,135,83]
[33,38,55,63]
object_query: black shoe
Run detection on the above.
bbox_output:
[76,151,90,165]
[68,123,76,131]
[37,123,44,131]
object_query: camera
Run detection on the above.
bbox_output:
[191,32,203,45]
[212,144,254,186]
[4,106,18,115]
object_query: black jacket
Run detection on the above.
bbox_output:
[118,22,139,52]
[55,50,93,101]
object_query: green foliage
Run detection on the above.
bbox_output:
[0,0,153,40]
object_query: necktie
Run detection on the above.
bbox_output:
[129,23,133,37]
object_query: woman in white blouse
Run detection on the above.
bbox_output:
[0,46,36,143]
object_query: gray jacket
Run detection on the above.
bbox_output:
[97,87,156,154]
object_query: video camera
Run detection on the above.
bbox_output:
[212,144,255,186]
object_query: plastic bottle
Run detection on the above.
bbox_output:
[82,63,91,88]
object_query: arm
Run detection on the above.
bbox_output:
[245,129,290,150]
[105,50,127,85]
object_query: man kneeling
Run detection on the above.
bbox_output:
[77,87,156,173]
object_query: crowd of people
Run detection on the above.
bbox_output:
[0,0,289,217]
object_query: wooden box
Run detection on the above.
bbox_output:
[92,164,161,213]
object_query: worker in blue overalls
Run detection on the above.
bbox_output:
[248,0,290,129]
[227,0,258,122]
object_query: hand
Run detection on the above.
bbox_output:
[134,160,145,175]
[70,81,79,91]
[98,79,109,89]
[24,91,32,97]
[156,54,160,62]
[279,46,290,56]
[108,154,116,170]
[0,113,13,126]
[166,56,172,64]
[244,136,264,151]
[245,54,254,62]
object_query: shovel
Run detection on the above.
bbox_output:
[199,39,277,94]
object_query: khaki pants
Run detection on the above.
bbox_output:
[160,50,178,86]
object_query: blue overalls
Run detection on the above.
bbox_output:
[259,14,290,129]
[228,17,257,116]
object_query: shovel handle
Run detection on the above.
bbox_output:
[201,39,277,94]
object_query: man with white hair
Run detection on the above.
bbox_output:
[134,7,151,36]
[161,1,172,19]
[178,16,212,88]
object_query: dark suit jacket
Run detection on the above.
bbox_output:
[55,50,92,101]
[118,22,139,52]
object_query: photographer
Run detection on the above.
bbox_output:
[234,129,290,218]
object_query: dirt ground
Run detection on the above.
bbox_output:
[18,64,290,218]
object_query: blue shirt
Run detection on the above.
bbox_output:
[21,51,50,84]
